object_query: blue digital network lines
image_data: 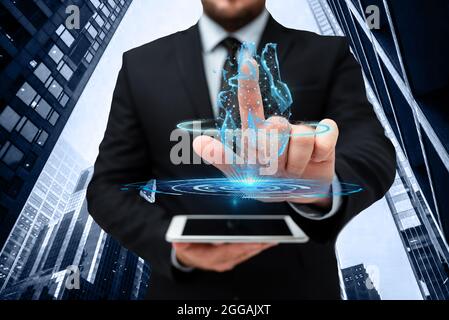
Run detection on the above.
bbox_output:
[121,178,363,204]
[121,42,363,203]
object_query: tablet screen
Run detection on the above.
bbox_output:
[182,219,293,236]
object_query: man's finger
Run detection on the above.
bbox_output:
[173,242,212,253]
[172,243,191,250]
[238,57,264,130]
[285,124,315,177]
[233,243,276,262]
[214,243,272,262]
[216,243,277,270]
[311,119,338,163]
[260,116,291,175]
[192,135,241,177]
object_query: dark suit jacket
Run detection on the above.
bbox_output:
[86,16,396,300]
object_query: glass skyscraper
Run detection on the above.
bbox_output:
[308,0,449,300]
[0,167,150,300]
[0,0,151,300]
[341,264,381,300]
[0,0,133,254]
[0,138,87,290]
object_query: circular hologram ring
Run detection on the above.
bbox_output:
[123,178,362,200]
[176,119,331,138]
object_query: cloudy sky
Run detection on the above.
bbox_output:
[60,0,421,299]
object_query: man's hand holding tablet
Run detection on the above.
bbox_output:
[173,58,338,272]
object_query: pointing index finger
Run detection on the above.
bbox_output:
[238,56,265,130]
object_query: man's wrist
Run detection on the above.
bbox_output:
[308,192,333,211]
[288,174,342,220]
[171,248,195,272]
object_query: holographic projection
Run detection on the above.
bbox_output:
[123,178,362,203]
[124,42,363,202]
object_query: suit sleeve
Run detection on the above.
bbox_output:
[290,38,397,242]
[86,53,174,279]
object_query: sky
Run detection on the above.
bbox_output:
[59,0,422,299]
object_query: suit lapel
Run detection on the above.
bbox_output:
[174,24,214,120]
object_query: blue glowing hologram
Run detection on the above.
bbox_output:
[139,179,156,203]
[217,42,293,129]
[148,42,355,204]
[177,120,331,138]
[176,42,334,169]
[122,178,363,204]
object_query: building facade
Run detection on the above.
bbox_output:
[341,264,381,300]
[0,0,133,252]
[308,0,449,300]
[0,0,151,299]
[0,167,150,300]
[0,138,87,291]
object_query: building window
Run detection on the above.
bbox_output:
[49,80,63,99]
[33,63,51,83]
[101,5,111,17]
[58,63,73,81]
[16,83,37,105]
[48,44,64,64]
[48,111,59,125]
[59,94,69,107]
[92,41,100,51]
[108,0,117,9]
[23,94,56,122]
[36,130,48,146]
[86,22,98,39]
[36,181,48,195]
[0,106,20,132]
[61,29,75,47]
[84,51,94,63]
[18,120,39,143]
[34,98,52,119]
[55,24,64,36]
[90,0,101,8]
[1,143,24,169]
[94,13,105,27]
[42,75,54,89]
[56,24,75,48]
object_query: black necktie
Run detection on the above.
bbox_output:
[218,37,242,125]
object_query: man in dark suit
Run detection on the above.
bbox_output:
[86,0,396,299]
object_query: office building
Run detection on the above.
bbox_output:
[341,264,381,300]
[0,0,133,254]
[308,0,449,299]
[0,138,87,291]
[0,167,150,300]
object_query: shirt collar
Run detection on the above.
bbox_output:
[198,9,270,53]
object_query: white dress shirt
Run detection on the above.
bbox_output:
[199,9,270,117]
[171,11,342,271]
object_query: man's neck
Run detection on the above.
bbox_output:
[205,8,266,32]
[199,10,269,54]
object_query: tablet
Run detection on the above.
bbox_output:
[165,215,309,243]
